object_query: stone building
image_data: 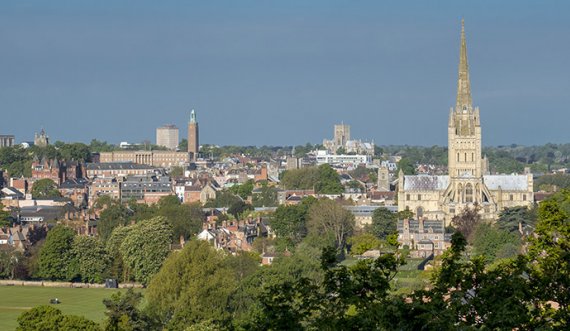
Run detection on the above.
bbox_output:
[397,218,451,258]
[99,151,190,167]
[377,166,390,191]
[187,109,199,161]
[156,124,179,150]
[398,21,533,224]
[323,123,374,155]
[86,162,155,178]
[34,129,49,147]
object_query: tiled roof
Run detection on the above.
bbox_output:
[483,175,529,191]
[86,162,154,170]
[403,175,449,191]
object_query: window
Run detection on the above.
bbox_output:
[510,194,514,201]
[416,207,424,218]
[465,184,473,203]
[417,194,421,201]
[523,194,527,201]
[406,194,410,201]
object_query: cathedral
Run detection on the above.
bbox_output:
[398,21,533,224]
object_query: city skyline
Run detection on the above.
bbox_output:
[1,1,569,146]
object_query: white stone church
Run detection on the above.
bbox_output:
[398,21,533,225]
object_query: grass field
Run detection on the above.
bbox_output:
[0,286,130,330]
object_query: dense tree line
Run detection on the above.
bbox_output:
[13,191,570,329]
[280,164,343,194]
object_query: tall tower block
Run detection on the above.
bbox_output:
[188,109,199,161]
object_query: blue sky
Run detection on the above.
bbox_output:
[1,1,569,146]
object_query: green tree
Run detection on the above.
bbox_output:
[471,223,521,264]
[178,139,188,152]
[228,200,253,219]
[58,142,92,161]
[106,226,132,282]
[169,166,184,177]
[252,182,278,207]
[89,139,118,153]
[37,226,75,280]
[385,233,534,330]
[0,146,33,177]
[229,180,254,200]
[348,233,382,255]
[280,167,320,190]
[103,289,151,331]
[526,190,570,327]
[315,164,343,194]
[369,207,397,240]
[0,201,12,227]
[155,195,203,241]
[204,190,242,208]
[17,306,99,331]
[97,202,132,242]
[69,236,111,283]
[31,179,61,199]
[119,216,173,284]
[270,197,316,243]
[307,199,354,251]
[146,240,238,329]
[497,205,537,235]
[451,205,481,241]
[396,157,416,175]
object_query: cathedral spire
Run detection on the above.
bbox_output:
[456,19,472,112]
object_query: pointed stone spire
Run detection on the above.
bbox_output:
[456,19,472,112]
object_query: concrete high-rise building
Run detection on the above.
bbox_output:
[0,135,15,148]
[156,124,179,150]
[187,109,199,161]
[398,20,533,223]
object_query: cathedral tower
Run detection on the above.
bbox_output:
[444,20,490,206]
[187,109,199,161]
[448,19,482,179]
[398,20,533,224]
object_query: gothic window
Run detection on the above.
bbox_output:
[457,153,460,162]
[464,153,467,162]
[417,194,421,201]
[471,153,474,162]
[416,207,424,218]
[465,184,474,203]
[510,194,514,201]
[406,194,410,201]
[523,194,527,201]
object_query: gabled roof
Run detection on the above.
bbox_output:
[403,175,449,191]
[483,175,529,191]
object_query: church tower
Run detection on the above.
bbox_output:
[398,19,533,224]
[187,109,199,161]
[444,20,490,206]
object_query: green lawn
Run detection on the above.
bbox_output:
[0,286,130,330]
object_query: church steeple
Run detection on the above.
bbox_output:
[456,19,472,112]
